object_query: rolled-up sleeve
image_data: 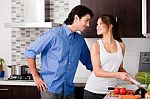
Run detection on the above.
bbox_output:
[24,30,53,59]
[24,49,37,59]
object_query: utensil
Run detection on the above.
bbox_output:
[8,65,28,75]
[128,76,142,87]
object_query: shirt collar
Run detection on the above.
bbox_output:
[63,24,75,37]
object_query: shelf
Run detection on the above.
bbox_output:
[5,22,61,28]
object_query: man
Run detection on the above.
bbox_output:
[24,5,94,99]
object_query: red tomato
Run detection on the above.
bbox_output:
[114,88,120,94]
[120,88,127,95]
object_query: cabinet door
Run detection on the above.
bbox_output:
[74,87,84,99]
[81,0,143,38]
[0,85,40,99]
[24,86,41,99]
[0,85,24,99]
[147,0,150,32]
[114,0,143,37]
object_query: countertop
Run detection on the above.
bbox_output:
[103,83,141,99]
[0,77,88,87]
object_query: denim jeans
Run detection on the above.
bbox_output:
[83,90,106,99]
[41,91,75,99]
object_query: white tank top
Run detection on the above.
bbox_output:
[84,39,123,94]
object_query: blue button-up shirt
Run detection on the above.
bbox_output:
[24,24,92,95]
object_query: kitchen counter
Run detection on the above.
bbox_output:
[104,83,141,99]
[0,77,88,87]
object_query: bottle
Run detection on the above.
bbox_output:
[135,86,147,98]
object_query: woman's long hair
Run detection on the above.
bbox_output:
[100,14,122,42]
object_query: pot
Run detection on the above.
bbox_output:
[8,65,28,75]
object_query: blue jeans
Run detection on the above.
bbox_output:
[83,90,106,99]
[41,91,75,99]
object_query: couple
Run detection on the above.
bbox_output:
[24,5,132,99]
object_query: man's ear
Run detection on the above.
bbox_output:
[74,15,79,21]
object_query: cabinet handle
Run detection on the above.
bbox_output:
[0,89,9,91]
[115,17,118,22]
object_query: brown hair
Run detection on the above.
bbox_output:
[100,14,122,42]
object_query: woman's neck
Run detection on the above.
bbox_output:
[102,33,114,45]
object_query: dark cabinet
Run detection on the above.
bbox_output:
[81,0,144,38]
[74,87,84,99]
[0,85,40,99]
[0,85,84,99]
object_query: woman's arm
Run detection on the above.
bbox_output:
[118,42,127,72]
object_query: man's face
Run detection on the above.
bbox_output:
[76,14,91,32]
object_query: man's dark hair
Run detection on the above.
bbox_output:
[64,5,94,25]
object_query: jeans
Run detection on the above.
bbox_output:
[83,90,106,99]
[41,91,75,99]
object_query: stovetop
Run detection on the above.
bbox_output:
[8,74,33,80]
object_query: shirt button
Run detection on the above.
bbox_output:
[69,62,71,64]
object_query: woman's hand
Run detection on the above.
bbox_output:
[33,76,48,92]
[117,72,130,81]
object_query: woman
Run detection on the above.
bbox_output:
[84,15,132,99]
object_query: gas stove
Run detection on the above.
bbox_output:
[8,74,33,80]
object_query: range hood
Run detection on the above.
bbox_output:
[5,22,61,28]
[142,0,150,37]
[5,0,61,28]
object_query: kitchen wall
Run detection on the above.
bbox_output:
[0,0,12,65]
[0,0,150,77]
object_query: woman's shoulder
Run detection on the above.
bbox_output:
[91,41,100,51]
[118,41,125,49]
[118,41,125,53]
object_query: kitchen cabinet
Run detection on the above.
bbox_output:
[81,0,144,38]
[74,87,84,99]
[0,85,40,99]
[0,85,84,99]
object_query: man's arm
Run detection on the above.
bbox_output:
[80,40,93,71]
[27,58,47,92]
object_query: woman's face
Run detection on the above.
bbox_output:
[96,18,109,35]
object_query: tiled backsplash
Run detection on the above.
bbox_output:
[11,0,69,66]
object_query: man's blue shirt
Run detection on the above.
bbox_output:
[24,24,92,95]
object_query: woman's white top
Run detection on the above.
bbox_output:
[84,39,123,94]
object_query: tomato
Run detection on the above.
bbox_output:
[120,88,127,95]
[114,87,120,94]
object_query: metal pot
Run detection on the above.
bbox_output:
[8,65,28,75]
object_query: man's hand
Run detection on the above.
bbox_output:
[34,76,48,92]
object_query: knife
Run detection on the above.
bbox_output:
[128,76,142,87]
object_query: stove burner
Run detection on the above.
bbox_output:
[8,74,33,80]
